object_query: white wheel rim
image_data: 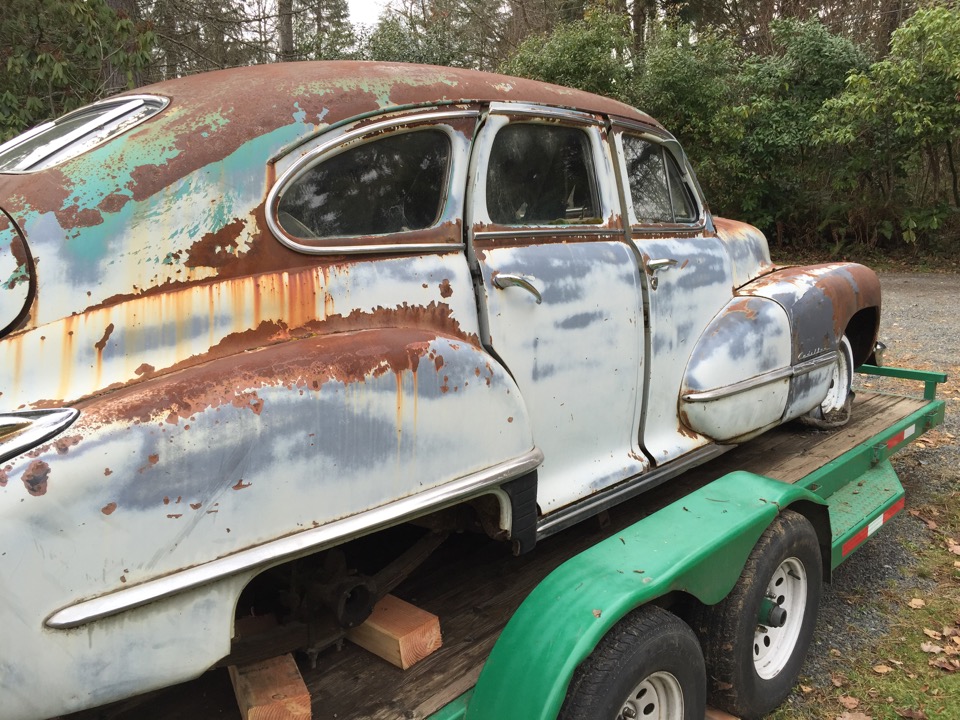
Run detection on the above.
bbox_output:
[820,337,852,414]
[754,556,807,680]
[617,670,684,719]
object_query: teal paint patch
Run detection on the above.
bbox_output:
[465,472,824,720]
[294,73,460,110]
[18,119,308,313]
[3,262,29,289]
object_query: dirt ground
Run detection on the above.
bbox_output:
[777,272,960,717]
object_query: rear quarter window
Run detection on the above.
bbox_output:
[276,129,450,239]
[0,96,168,173]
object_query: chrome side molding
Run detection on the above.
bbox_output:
[0,408,80,464]
[45,447,544,629]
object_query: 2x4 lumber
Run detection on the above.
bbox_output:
[228,654,311,720]
[346,594,442,670]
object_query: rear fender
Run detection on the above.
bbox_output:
[0,327,535,631]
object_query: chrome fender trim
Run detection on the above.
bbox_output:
[46,447,544,629]
[682,352,838,403]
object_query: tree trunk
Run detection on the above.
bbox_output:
[278,0,295,61]
[946,140,960,208]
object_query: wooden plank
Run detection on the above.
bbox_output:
[346,594,442,670]
[228,655,311,720]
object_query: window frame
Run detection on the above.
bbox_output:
[266,109,478,256]
[612,121,706,232]
[470,103,619,241]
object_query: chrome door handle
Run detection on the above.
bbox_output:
[492,273,542,304]
[646,257,679,290]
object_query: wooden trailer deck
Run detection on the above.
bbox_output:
[66,391,931,720]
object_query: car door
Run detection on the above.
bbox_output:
[611,123,734,465]
[467,104,648,516]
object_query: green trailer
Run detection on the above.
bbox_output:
[84,367,947,720]
[311,366,946,720]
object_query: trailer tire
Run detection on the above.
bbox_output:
[695,509,822,720]
[560,605,705,720]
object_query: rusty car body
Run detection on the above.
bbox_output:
[0,61,880,719]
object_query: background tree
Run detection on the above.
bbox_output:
[819,4,960,249]
[0,0,154,140]
[500,6,634,98]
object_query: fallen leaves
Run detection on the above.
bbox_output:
[873,664,894,674]
[929,657,959,672]
[895,708,928,719]
[920,642,943,654]
[839,695,861,709]
[908,598,926,609]
[837,712,872,720]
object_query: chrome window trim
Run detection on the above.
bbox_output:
[682,351,839,403]
[470,113,616,230]
[474,227,623,240]
[613,127,707,230]
[45,447,544,629]
[0,95,169,174]
[266,109,479,256]
[488,101,603,125]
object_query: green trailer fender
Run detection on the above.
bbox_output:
[463,471,826,720]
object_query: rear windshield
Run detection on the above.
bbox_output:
[0,96,167,173]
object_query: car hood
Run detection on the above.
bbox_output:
[0,208,33,338]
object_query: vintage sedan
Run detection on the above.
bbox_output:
[0,61,879,719]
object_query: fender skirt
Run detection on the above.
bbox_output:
[464,472,826,720]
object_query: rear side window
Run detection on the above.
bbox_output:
[486,124,599,225]
[0,96,167,172]
[622,135,697,224]
[277,130,450,239]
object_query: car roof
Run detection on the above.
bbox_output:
[123,61,660,135]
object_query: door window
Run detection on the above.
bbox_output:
[485,124,600,225]
[622,135,698,225]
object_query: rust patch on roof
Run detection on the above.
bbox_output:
[101,502,117,515]
[98,193,132,214]
[439,279,453,298]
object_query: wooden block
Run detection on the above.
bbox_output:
[346,594,442,669]
[228,654,312,720]
[705,707,740,720]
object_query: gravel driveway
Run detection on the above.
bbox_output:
[778,272,960,716]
